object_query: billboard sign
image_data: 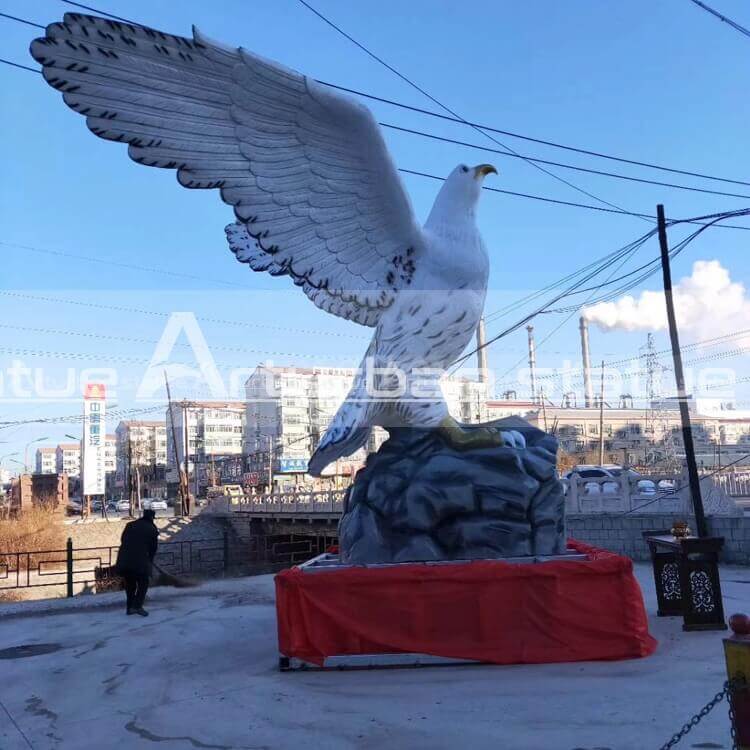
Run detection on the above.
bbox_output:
[82,383,106,495]
[278,457,309,474]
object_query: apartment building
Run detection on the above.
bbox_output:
[115,420,168,498]
[104,434,117,476]
[55,443,80,478]
[35,446,57,474]
[165,401,245,487]
[243,365,490,486]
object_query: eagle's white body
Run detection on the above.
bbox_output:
[31,14,494,475]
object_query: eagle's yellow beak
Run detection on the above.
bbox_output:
[474,164,498,179]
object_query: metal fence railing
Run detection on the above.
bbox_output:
[0,534,229,597]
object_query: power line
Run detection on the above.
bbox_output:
[0,56,671,222]
[0,57,39,74]
[450,227,658,374]
[705,374,750,390]
[486,211,750,391]
[0,241,247,288]
[544,208,750,314]
[515,326,750,388]
[470,207,750,390]
[0,343,359,369]
[321,81,750,190]
[9,6,750,191]
[0,50,676,223]
[59,0,134,23]
[297,0,641,218]
[0,290,369,340]
[398,168,656,219]
[688,0,750,38]
[484,234,652,382]
[624,450,750,514]
[0,12,44,29]
[0,404,167,428]
[10,44,748,225]
[384,123,750,201]
[0,323,361,360]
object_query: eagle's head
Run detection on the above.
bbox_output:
[427,163,497,226]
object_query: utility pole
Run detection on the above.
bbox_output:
[599,361,604,466]
[127,437,134,517]
[164,373,188,517]
[718,430,722,470]
[657,204,707,537]
[182,400,191,516]
[267,435,274,493]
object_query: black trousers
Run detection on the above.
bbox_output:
[123,572,149,611]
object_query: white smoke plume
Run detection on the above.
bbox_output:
[582,260,750,340]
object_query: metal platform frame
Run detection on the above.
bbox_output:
[296,549,588,573]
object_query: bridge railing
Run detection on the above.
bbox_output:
[221,490,347,515]
[713,470,750,498]
[562,470,742,515]
[562,473,682,514]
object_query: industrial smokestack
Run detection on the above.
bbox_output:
[476,316,489,383]
[526,325,537,404]
[579,316,594,408]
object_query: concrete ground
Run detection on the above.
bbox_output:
[1,563,748,750]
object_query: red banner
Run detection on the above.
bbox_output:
[275,540,657,667]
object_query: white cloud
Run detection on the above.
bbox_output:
[582,260,750,342]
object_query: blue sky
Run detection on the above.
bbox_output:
[0,0,748,462]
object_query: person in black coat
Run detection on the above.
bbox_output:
[116,509,159,616]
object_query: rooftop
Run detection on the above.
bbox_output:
[1,563,747,749]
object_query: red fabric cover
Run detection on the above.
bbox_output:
[275,540,657,667]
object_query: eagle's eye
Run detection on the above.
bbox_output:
[461,165,468,173]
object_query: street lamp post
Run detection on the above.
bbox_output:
[0,451,19,470]
[24,437,49,474]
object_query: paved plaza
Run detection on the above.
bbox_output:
[1,563,749,750]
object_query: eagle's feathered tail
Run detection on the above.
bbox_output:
[307,352,375,477]
[307,407,371,477]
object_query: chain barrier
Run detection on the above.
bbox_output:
[658,675,746,750]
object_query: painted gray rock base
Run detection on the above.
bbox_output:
[339,416,566,564]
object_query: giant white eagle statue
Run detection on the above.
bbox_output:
[31,14,517,476]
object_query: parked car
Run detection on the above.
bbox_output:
[563,465,620,494]
[142,498,168,511]
[605,467,657,496]
[564,465,662,497]
[115,499,131,513]
[66,499,82,516]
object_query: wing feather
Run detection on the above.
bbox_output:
[31,13,424,325]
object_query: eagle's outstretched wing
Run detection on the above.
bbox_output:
[31,14,423,326]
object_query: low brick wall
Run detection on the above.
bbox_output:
[64,514,229,549]
[567,513,750,565]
